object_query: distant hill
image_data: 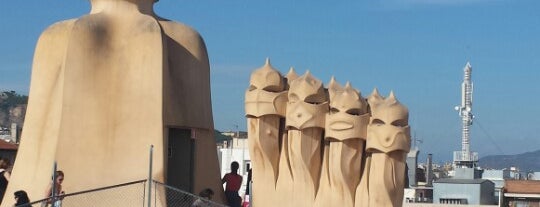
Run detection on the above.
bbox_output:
[479,150,540,172]
[215,130,233,143]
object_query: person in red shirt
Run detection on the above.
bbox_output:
[222,161,243,207]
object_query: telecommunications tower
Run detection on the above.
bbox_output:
[453,62,478,168]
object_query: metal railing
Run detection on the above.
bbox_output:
[20,180,146,207]
[453,151,479,162]
[152,181,227,207]
[16,146,228,207]
[18,180,227,207]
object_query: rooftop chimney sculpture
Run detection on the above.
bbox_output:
[245,59,411,207]
[3,1,224,206]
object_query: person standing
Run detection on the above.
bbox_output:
[222,162,242,207]
[44,171,64,207]
[0,158,11,204]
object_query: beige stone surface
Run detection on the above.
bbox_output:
[245,59,286,205]
[315,81,369,207]
[285,72,327,207]
[2,1,224,206]
[245,60,411,207]
[358,90,411,207]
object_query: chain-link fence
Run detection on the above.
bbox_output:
[152,181,228,207]
[17,180,228,207]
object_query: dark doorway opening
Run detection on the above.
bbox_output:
[167,128,194,192]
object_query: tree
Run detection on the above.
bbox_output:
[0,91,28,128]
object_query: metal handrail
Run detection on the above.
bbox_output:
[20,179,147,207]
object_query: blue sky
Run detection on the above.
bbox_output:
[1,0,539,163]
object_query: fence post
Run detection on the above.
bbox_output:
[147,145,153,207]
[51,161,57,205]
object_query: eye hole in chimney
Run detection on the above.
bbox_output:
[391,119,407,127]
[345,109,360,116]
[372,119,385,126]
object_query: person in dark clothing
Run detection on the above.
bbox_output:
[222,161,242,207]
[0,158,11,204]
[13,190,30,207]
[191,188,214,207]
[245,168,252,195]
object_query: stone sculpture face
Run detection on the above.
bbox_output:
[286,72,328,129]
[244,60,287,207]
[249,60,285,92]
[246,60,411,207]
[288,72,326,104]
[367,91,411,152]
[325,83,369,141]
[245,60,287,117]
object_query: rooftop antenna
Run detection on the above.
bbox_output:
[412,131,422,150]
[465,45,471,62]
[453,62,478,168]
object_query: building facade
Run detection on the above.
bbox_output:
[217,131,251,197]
[503,180,540,207]
[433,178,495,205]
